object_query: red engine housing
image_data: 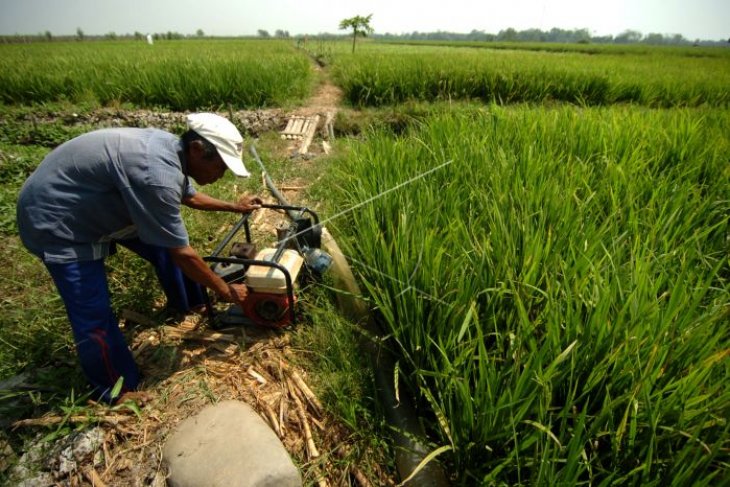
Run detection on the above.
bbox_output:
[241,291,297,329]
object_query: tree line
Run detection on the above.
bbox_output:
[0,28,291,43]
[2,26,728,46]
[1,30,189,43]
[373,27,727,46]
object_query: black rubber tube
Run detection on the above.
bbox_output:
[361,317,451,486]
[320,235,451,486]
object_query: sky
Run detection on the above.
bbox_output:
[0,0,728,41]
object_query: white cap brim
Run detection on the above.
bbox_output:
[219,150,250,177]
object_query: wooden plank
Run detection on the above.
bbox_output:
[299,115,320,155]
[292,119,304,134]
[323,111,335,140]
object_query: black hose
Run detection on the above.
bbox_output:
[322,234,451,486]
[362,317,451,486]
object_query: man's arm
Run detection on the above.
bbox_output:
[183,193,262,213]
[168,245,248,305]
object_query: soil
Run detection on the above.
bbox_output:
[293,66,344,116]
[3,62,393,487]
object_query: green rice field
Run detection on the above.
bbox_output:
[1,38,729,485]
[330,43,730,107]
[321,39,730,484]
[327,104,729,484]
[0,40,313,109]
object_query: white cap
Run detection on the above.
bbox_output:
[186,113,250,177]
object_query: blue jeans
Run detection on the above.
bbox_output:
[117,239,205,314]
[44,239,205,402]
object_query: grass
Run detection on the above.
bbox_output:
[0,39,314,110]
[323,104,730,484]
[330,43,730,107]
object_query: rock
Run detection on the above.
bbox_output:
[56,446,77,476]
[8,437,49,484]
[71,427,104,461]
[8,426,106,484]
[0,373,36,429]
[15,471,55,487]
[43,427,104,478]
[0,372,33,390]
[163,400,301,487]
[0,433,16,474]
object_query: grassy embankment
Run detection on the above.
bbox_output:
[321,42,730,484]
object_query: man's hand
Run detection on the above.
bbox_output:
[183,193,262,214]
[236,195,263,213]
[224,283,249,307]
[169,246,249,307]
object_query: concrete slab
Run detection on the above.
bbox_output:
[163,400,301,487]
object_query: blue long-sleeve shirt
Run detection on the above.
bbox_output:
[17,128,196,263]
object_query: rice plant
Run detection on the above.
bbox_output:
[0,40,313,109]
[382,40,730,58]
[331,44,730,107]
[326,105,730,484]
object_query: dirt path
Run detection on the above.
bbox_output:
[293,65,344,117]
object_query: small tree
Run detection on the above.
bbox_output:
[498,27,518,42]
[76,27,85,41]
[615,29,642,44]
[196,28,205,37]
[339,14,373,53]
[44,30,52,42]
[257,29,271,38]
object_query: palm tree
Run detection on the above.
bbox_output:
[339,14,374,53]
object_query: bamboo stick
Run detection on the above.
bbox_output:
[351,466,374,487]
[13,414,133,428]
[288,368,323,414]
[289,378,319,459]
[292,118,304,134]
[83,468,107,487]
[261,401,282,438]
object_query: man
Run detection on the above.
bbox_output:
[17,113,261,403]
